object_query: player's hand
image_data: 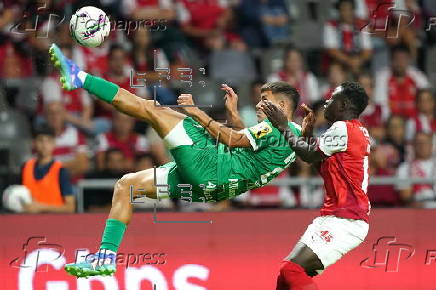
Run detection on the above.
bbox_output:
[301,103,315,137]
[177,94,200,116]
[222,84,238,113]
[260,100,288,132]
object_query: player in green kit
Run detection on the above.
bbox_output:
[48,44,313,277]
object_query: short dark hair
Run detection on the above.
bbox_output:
[416,88,434,103]
[284,46,302,60]
[108,43,125,57]
[335,81,368,116]
[261,81,300,112]
[391,44,410,57]
[106,148,124,159]
[336,0,355,10]
[33,123,55,139]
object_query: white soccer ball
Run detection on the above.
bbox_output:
[70,6,110,48]
[2,185,32,213]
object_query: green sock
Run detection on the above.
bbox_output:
[83,74,119,104]
[100,219,127,252]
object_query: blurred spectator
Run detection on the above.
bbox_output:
[208,32,256,85]
[320,62,347,100]
[259,0,289,45]
[405,89,436,141]
[132,29,177,104]
[382,115,407,164]
[135,152,158,172]
[175,0,232,51]
[84,148,127,211]
[367,145,401,207]
[359,73,384,143]
[44,102,90,179]
[123,0,176,21]
[268,47,319,105]
[21,124,75,213]
[324,0,372,75]
[235,0,269,47]
[41,45,93,132]
[397,132,436,208]
[95,44,146,124]
[96,111,149,171]
[236,0,289,46]
[374,45,430,119]
[384,0,421,61]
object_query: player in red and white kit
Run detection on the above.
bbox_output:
[261,82,370,290]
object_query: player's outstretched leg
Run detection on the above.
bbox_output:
[64,168,158,278]
[49,44,184,278]
[49,43,185,138]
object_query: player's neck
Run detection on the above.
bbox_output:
[37,156,53,166]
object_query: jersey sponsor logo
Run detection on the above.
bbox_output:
[249,122,272,139]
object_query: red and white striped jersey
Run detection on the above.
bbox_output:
[53,126,89,163]
[317,119,371,223]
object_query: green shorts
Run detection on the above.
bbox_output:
[156,117,227,202]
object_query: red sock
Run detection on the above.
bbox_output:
[276,261,318,290]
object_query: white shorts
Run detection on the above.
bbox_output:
[299,215,369,273]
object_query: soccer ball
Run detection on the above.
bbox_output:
[2,185,32,213]
[70,6,110,48]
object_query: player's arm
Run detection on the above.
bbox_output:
[222,84,245,130]
[24,196,76,214]
[177,94,251,148]
[261,101,322,163]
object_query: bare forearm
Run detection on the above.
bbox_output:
[39,202,75,213]
[227,109,245,130]
[191,109,247,147]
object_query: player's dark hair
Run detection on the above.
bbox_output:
[106,147,124,158]
[416,88,434,103]
[33,123,55,139]
[108,43,125,57]
[336,0,355,9]
[284,45,302,61]
[135,152,157,166]
[261,81,300,112]
[335,81,368,116]
[391,44,410,57]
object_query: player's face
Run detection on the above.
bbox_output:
[324,87,342,122]
[34,135,55,159]
[414,133,433,160]
[256,90,279,122]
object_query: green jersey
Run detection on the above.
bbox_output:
[162,118,301,202]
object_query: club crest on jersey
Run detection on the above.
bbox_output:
[250,122,272,139]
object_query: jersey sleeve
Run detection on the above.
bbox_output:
[317,121,348,156]
[243,120,280,151]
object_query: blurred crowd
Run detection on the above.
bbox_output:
[0,0,435,213]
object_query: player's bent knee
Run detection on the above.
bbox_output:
[114,173,136,196]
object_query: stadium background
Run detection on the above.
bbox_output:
[0,0,436,289]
